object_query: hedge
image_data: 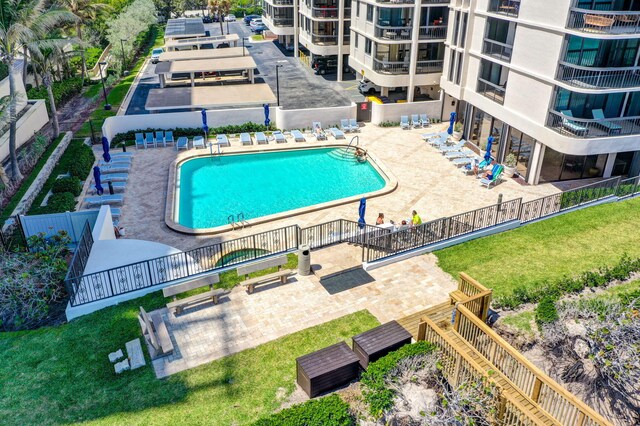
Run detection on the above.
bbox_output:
[110,122,276,146]
[51,177,82,197]
[230,6,263,17]
[0,62,8,80]
[70,47,103,72]
[535,296,558,331]
[26,77,83,114]
[251,394,354,426]
[68,144,95,180]
[495,254,640,309]
[41,192,76,214]
[360,341,437,417]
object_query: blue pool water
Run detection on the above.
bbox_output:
[178,148,387,229]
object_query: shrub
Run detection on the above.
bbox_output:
[26,77,83,113]
[67,143,95,180]
[251,394,354,426]
[51,177,82,196]
[42,192,76,214]
[535,296,558,331]
[379,121,400,127]
[360,341,437,417]
[0,62,8,80]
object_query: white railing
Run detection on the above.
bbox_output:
[557,62,640,89]
[567,9,640,34]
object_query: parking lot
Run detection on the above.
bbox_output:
[125,19,365,115]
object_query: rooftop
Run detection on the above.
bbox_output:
[164,18,206,39]
[144,84,277,110]
[158,47,249,62]
[154,56,257,75]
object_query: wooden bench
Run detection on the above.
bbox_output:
[163,274,223,315]
[138,306,174,360]
[352,321,412,369]
[296,342,360,397]
[237,255,293,294]
[584,14,615,29]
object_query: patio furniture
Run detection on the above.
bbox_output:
[110,152,134,159]
[217,134,230,147]
[592,109,622,134]
[329,127,345,139]
[312,122,327,141]
[100,163,131,173]
[155,131,166,147]
[349,118,359,132]
[110,207,121,219]
[163,274,224,315]
[176,136,189,150]
[420,114,430,127]
[135,133,145,149]
[144,132,156,149]
[291,129,306,142]
[240,132,253,146]
[256,132,268,144]
[237,254,293,294]
[584,14,615,29]
[340,119,351,133]
[165,131,175,147]
[193,136,205,149]
[273,130,287,143]
[84,194,124,206]
[480,164,504,189]
[98,181,126,193]
[138,306,174,360]
[439,141,466,153]
[296,341,360,398]
[445,149,474,160]
[352,321,412,369]
[94,172,128,182]
[98,158,131,167]
[411,114,420,128]
[560,110,589,136]
[400,115,410,129]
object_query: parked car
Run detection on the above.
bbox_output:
[151,47,163,64]
[244,14,260,25]
[249,18,263,30]
[358,78,397,95]
[224,14,236,22]
[253,23,268,34]
[202,15,212,23]
[311,56,351,75]
[217,42,230,48]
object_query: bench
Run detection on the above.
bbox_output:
[296,342,360,397]
[138,306,174,360]
[352,321,412,369]
[237,254,293,294]
[163,274,223,315]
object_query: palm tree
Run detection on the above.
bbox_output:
[208,0,231,35]
[0,0,77,181]
[57,0,110,83]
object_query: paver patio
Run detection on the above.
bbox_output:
[150,251,457,377]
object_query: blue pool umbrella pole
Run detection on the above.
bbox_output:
[101,136,111,163]
[93,166,104,195]
[201,108,209,137]
[484,135,494,162]
[358,197,366,229]
[447,112,456,135]
[263,104,270,127]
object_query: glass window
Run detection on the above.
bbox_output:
[612,151,636,176]
[459,13,468,48]
[448,53,456,82]
[366,4,373,22]
[540,146,607,182]
[355,0,359,17]
[455,51,463,85]
[365,38,372,55]
[452,11,460,46]
[553,88,625,118]
[354,33,358,48]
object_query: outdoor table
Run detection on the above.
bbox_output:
[296,342,360,398]
[352,321,412,368]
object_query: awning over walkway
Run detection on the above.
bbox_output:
[165,34,240,51]
[158,47,248,62]
[144,84,277,111]
[155,56,257,75]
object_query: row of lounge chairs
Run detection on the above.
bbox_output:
[83,152,133,208]
[401,114,431,130]
[339,119,360,133]
[423,132,504,189]
[135,131,175,149]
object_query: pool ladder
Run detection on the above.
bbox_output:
[228,213,250,230]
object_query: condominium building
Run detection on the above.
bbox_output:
[441,0,640,184]
[349,0,450,101]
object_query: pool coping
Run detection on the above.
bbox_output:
[165,143,399,235]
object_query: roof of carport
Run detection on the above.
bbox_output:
[158,47,249,62]
[154,56,257,74]
[144,84,277,111]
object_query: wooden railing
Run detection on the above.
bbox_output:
[453,304,611,426]
[458,272,492,321]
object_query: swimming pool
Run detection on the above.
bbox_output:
[174,147,389,231]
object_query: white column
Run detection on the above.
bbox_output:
[190,72,195,87]
[294,0,300,58]
[528,141,545,185]
[407,2,421,102]
[603,153,617,178]
[337,0,345,82]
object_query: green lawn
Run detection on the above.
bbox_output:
[435,197,640,298]
[0,290,379,425]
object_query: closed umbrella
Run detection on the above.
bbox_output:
[358,197,366,229]
[484,136,494,162]
[93,166,104,195]
[101,136,111,163]
[447,111,456,135]
[264,103,270,127]
[201,108,209,136]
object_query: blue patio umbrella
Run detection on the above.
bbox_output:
[201,108,209,135]
[447,111,456,135]
[93,166,104,195]
[101,136,111,163]
[484,136,494,162]
[358,197,366,229]
[263,104,270,127]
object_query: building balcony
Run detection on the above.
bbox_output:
[418,25,447,39]
[310,33,339,45]
[416,59,443,73]
[372,58,443,74]
[557,62,640,90]
[477,78,506,104]
[375,25,412,40]
[547,110,640,138]
[482,39,513,62]
[567,9,640,35]
[488,0,520,17]
[271,17,294,27]
[311,7,349,18]
[272,0,294,5]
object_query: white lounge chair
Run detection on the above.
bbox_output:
[411,114,420,128]
[420,114,430,127]
[216,134,230,147]
[445,149,474,160]
[479,165,504,189]
[439,141,466,153]
[240,133,252,146]
[176,137,189,150]
[400,116,410,129]
[135,133,145,150]
[144,132,156,148]
[273,131,286,143]
[94,172,128,182]
[312,122,327,141]
[100,164,131,173]
[256,132,268,144]
[165,131,175,147]
[98,159,131,167]
[98,181,127,193]
[329,128,345,139]
[84,195,124,207]
[349,118,359,132]
[193,136,205,149]
[110,152,134,159]
[110,208,121,219]
[155,131,166,147]
[340,119,351,133]
[291,130,306,142]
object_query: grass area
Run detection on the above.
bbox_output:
[76,26,165,139]
[83,82,102,100]
[28,139,90,215]
[435,197,640,298]
[0,288,379,425]
[250,34,264,41]
[0,134,66,224]
[501,311,535,334]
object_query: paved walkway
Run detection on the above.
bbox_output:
[151,252,457,377]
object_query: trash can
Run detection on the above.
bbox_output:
[298,244,311,276]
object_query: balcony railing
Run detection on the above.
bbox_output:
[374,0,450,3]
[547,110,640,138]
[272,0,294,5]
[311,33,338,44]
[375,25,412,40]
[312,6,338,18]
[482,39,513,62]
[416,59,443,73]
[567,9,640,34]
[557,62,640,89]
[373,58,410,74]
[272,17,294,26]
[477,78,506,104]
[419,25,447,39]
[488,0,520,17]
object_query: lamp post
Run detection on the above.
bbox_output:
[242,37,246,56]
[275,64,282,106]
[226,17,229,34]
[119,39,128,74]
[98,61,111,110]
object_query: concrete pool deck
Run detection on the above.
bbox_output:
[94,122,559,252]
